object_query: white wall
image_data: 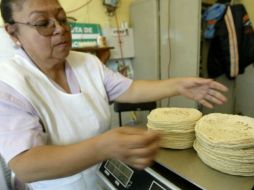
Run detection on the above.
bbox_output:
[0,0,134,27]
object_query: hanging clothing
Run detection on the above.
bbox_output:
[203,3,227,39]
[0,51,115,190]
[207,4,254,79]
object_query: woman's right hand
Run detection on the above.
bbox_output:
[99,127,160,170]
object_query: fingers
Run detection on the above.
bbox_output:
[123,141,159,170]
[125,157,155,170]
[198,80,228,108]
[209,80,228,92]
[119,127,160,149]
[205,94,223,105]
[192,78,228,93]
[129,139,160,158]
[194,78,228,92]
[199,89,227,108]
[112,127,160,169]
[118,126,150,135]
[207,89,227,104]
[199,99,214,109]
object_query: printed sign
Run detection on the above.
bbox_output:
[69,22,102,48]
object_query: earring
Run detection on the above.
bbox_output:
[14,41,21,49]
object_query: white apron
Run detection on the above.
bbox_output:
[0,51,111,190]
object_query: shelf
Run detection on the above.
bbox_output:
[71,46,114,53]
[71,46,114,64]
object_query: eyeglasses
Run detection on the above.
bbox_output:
[10,17,76,36]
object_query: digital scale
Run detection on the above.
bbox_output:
[97,148,254,190]
[97,159,199,190]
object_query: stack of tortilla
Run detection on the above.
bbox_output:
[194,113,254,176]
[147,107,202,149]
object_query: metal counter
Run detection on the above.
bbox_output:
[155,148,254,190]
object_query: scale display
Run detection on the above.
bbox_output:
[104,159,134,187]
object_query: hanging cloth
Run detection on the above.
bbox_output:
[203,3,227,39]
[207,4,254,79]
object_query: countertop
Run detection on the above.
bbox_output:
[155,148,254,190]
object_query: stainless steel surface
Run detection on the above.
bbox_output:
[155,148,254,190]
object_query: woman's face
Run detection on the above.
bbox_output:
[11,0,72,66]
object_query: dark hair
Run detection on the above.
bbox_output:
[0,0,25,24]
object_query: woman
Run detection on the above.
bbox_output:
[0,0,227,189]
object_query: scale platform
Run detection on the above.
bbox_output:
[156,148,254,190]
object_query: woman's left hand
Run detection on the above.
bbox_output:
[178,77,228,108]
